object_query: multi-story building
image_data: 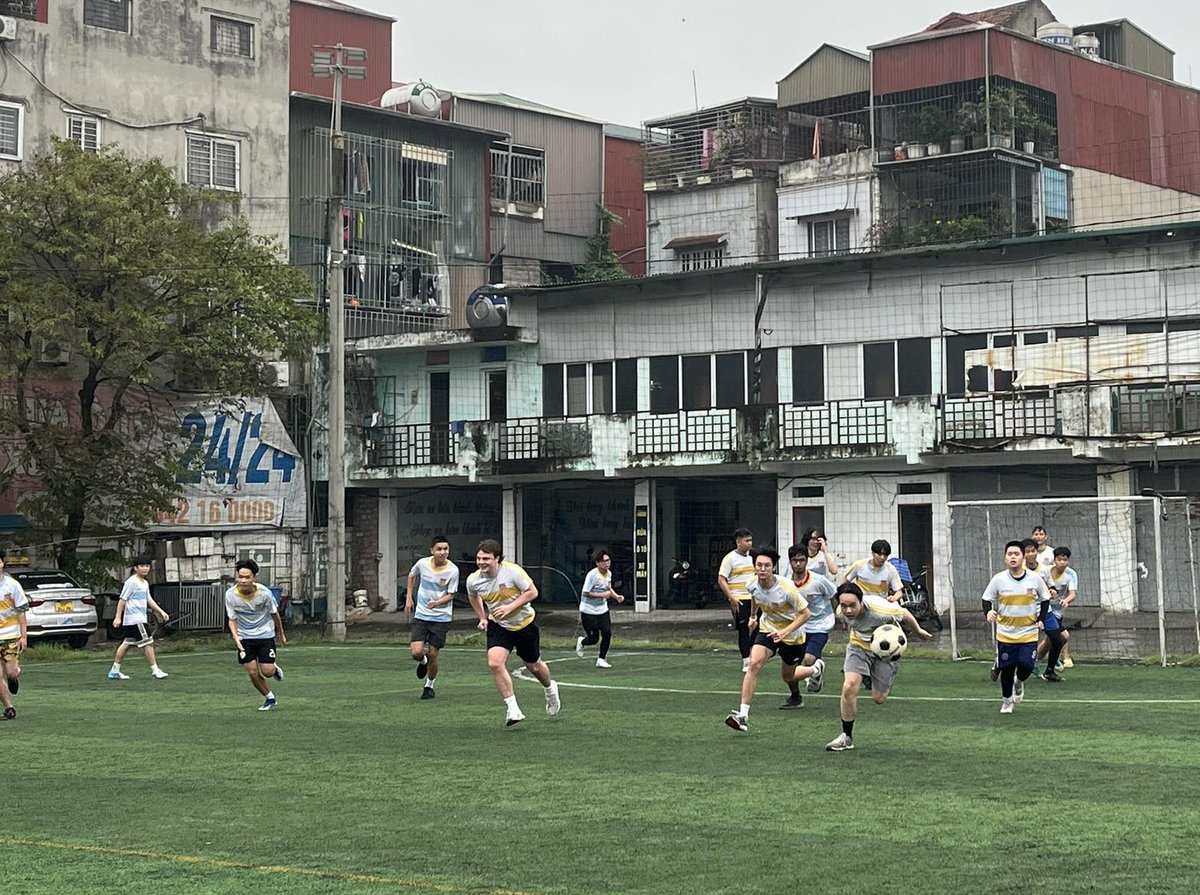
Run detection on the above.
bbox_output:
[642,97,782,275]
[341,220,1200,659]
[776,2,1200,258]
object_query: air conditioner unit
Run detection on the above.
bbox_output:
[39,339,70,365]
[261,360,291,388]
[0,16,18,42]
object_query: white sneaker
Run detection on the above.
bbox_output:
[151,668,169,679]
[545,681,561,716]
[741,658,751,673]
[1000,699,1014,714]
[107,670,130,680]
[1013,680,1025,704]
[724,711,748,732]
[825,732,854,751]
[595,658,612,668]
[505,705,525,727]
[808,658,825,693]
[575,636,585,659]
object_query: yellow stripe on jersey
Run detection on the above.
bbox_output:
[720,551,755,601]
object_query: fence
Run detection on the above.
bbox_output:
[150,583,228,633]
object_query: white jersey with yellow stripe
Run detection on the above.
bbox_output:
[0,574,29,641]
[467,561,536,631]
[746,575,809,645]
[982,569,1050,644]
[718,550,755,601]
[841,558,903,598]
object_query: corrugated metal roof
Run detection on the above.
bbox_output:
[778,43,871,108]
[290,92,509,139]
[662,234,727,249]
[603,123,644,142]
[292,0,396,22]
[926,1,1034,29]
[449,91,602,124]
[645,97,776,129]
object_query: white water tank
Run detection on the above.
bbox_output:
[380,81,442,117]
[1072,32,1100,57]
[1037,22,1073,48]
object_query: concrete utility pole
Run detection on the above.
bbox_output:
[311,44,366,642]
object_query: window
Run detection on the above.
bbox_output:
[186,134,240,191]
[490,142,545,207]
[65,111,100,153]
[237,546,274,587]
[863,342,895,399]
[715,353,745,408]
[591,362,613,414]
[648,356,679,413]
[400,144,448,211]
[945,333,987,396]
[897,338,931,397]
[211,16,253,57]
[542,364,564,417]
[678,246,724,271]
[791,345,824,403]
[0,101,23,160]
[486,370,507,422]
[566,364,587,415]
[808,217,851,257]
[681,356,711,410]
[614,359,637,413]
[83,0,131,32]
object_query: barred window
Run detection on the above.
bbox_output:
[211,16,253,57]
[66,112,101,152]
[186,134,240,191]
[0,102,22,159]
[83,0,131,33]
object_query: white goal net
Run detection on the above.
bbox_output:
[945,496,1200,665]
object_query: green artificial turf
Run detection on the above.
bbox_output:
[5,645,1199,894]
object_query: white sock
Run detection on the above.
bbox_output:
[111,663,121,672]
[266,691,275,700]
[426,678,436,687]
[419,656,428,666]
[151,664,161,672]
[546,679,557,691]
[504,695,519,710]
[740,703,751,717]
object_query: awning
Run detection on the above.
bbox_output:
[662,233,727,250]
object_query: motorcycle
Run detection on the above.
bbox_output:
[666,557,700,608]
[895,561,943,631]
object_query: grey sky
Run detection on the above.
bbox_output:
[353,0,1199,127]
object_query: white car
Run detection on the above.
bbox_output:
[12,569,98,649]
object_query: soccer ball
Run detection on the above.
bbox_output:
[869,624,907,660]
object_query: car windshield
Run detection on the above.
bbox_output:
[11,571,84,591]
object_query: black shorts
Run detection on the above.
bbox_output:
[411,619,451,649]
[486,621,541,664]
[752,631,806,666]
[118,623,154,647]
[238,638,278,665]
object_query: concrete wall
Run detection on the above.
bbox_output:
[646,180,768,275]
[0,1,291,245]
[778,150,878,259]
[1071,167,1200,231]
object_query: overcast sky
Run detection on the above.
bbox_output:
[353,0,1198,126]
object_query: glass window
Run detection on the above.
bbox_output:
[187,135,240,191]
[83,0,130,32]
[681,356,711,410]
[863,342,895,399]
[791,346,824,403]
[897,338,931,398]
[649,356,679,413]
[566,364,587,416]
[591,362,613,414]
[0,102,22,160]
[614,359,637,413]
[66,113,100,153]
[211,16,253,57]
[945,334,987,396]
[715,353,745,408]
[542,364,564,417]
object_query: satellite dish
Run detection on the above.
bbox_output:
[466,284,508,329]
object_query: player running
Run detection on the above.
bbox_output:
[825,582,932,752]
[724,546,825,732]
[405,535,461,699]
[983,541,1051,714]
[225,559,286,711]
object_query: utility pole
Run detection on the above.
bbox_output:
[311,44,366,642]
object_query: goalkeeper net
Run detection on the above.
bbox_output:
[946,496,1200,665]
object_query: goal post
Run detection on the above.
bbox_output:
[944,495,1200,667]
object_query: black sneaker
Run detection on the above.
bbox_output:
[415,661,428,680]
[1042,670,1065,682]
[2,707,14,720]
[421,686,435,699]
[779,694,803,710]
[6,676,17,695]
[989,664,1000,682]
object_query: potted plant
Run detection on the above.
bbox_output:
[955,100,986,150]
[917,105,953,155]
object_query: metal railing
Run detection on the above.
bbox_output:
[365,423,456,467]
[1112,383,1200,434]
[633,409,737,455]
[150,584,227,632]
[499,418,591,461]
[942,393,1059,441]
[779,399,892,448]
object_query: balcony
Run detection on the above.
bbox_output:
[364,423,455,468]
[942,393,1059,442]
[498,418,592,463]
[779,400,891,448]
[1112,383,1200,435]
[633,409,738,456]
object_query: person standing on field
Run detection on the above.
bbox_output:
[839,539,904,602]
[576,549,624,668]
[800,527,838,580]
[0,556,29,720]
[718,527,756,672]
[225,559,286,711]
[983,541,1051,715]
[466,539,560,727]
[107,557,170,681]
[405,535,460,700]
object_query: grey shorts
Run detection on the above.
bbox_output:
[843,643,899,693]
[411,618,451,649]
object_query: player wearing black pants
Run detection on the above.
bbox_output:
[718,528,756,673]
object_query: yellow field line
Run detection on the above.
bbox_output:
[0,836,539,895]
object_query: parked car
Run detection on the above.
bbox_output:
[11,568,98,649]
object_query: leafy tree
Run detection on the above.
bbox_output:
[578,205,629,282]
[0,141,319,571]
